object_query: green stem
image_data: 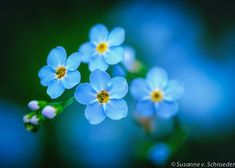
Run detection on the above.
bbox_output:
[62,96,76,108]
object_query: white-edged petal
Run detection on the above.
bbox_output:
[85,102,106,125]
[108,27,125,46]
[47,46,67,68]
[47,80,65,99]
[146,67,168,90]
[65,52,81,71]
[61,70,81,89]
[105,99,128,120]
[88,56,109,71]
[74,83,97,105]
[38,65,55,86]
[130,78,151,100]
[89,24,108,44]
[104,47,124,65]
[79,42,95,63]
[109,77,128,99]
[163,80,184,101]
[89,69,111,91]
[157,101,179,118]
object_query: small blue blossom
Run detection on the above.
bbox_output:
[38,46,81,99]
[74,69,128,124]
[148,143,171,166]
[131,67,184,118]
[79,24,125,71]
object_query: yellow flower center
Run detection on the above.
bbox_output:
[151,90,163,102]
[97,90,110,103]
[96,42,108,54]
[56,66,66,79]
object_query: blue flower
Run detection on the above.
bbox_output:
[148,143,171,166]
[74,70,128,124]
[131,67,184,118]
[38,46,81,99]
[79,24,125,71]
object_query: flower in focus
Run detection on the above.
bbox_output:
[131,67,184,118]
[38,46,81,99]
[79,24,125,71]
[148,143,171,166]
[74,69,128,124]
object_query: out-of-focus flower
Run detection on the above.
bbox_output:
[79,24,125,71]
[131,67,184,118]
[30,115,40,125]
[38,46,81,99]
[74,70,128,124]
[148,143,171,166]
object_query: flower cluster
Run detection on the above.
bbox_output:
[24,23,184,135]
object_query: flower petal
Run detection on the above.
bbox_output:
[157,101,179,118]
[130,78,151,100]
[89,24,108,44]
[163,80,184,101]
[109,77,128,99]
[105,99,128,120]
[88,56,109,71]
[38,65,55,86]
[65,52,81,71]
[104,46,124,65]
[61,70,81,89]
[79,42,95,63]
[112,64,126,77]
[47,46,67,68]
[89,69,111,91]
[146,67,168,90]
[85,102,106,125]
[136,100,155,117]
[108,27,125,46]
[47,80,65,99]
[74,83,97,105]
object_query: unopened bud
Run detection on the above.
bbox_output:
[23,114,31,123]
[42,105,57,119]
[30,115,40,125]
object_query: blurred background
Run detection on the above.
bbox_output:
[0,0,235,167]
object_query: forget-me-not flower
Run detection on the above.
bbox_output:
[39,46,81,99]
[148,143,171,166]
[74,69,128,124]
[79,24,125,71]
[131,67,184,118]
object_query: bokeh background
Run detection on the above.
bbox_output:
[1,0,235,167]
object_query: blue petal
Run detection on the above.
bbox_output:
[74,83,97,105]
[47,46,67,68]
[157,101,179,118]
[108,77,128,99]
[89,24,108,44]
[136,100,155,117]
[79,42,95,63]
[38,65,55,86]
[105,99,128,120]
[85,102,106,125]
[65,52,81,71]
[163,80,184,101]
[61,70,81,89]
[104,47,124,65]
[130,78,151,100]
[146,67,168,90]
[108,27,125,46]
[112,65,126,77]
[46,80,65,99]
[88,56,109,71]
[89,69,111,91]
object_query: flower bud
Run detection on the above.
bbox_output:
[28,100,40,111]
[23,114,31,123]
[25,123,40,132]
[42,105,57,119]
[30,115,40,125]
